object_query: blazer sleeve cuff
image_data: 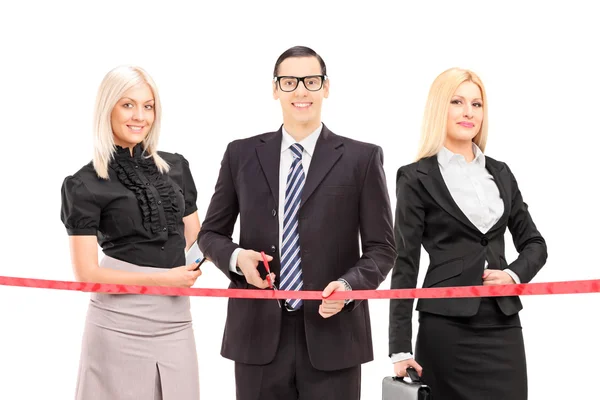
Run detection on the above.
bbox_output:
[503,268,521,284]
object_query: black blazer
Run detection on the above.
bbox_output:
[198,124,396,371]
[389,155,547,355]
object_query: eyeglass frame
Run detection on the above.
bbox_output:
[273,75,328,92]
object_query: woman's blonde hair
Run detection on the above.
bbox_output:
[416,67,489,161]
[92,65,169,179]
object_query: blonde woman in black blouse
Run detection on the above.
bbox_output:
[61,66,202,399]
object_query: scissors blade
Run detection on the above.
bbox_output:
[260,251,281,308]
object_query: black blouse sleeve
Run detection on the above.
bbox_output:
[179,154,198,217]
[60,175,101,235]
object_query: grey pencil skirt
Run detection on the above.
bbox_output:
[74,256,199,400]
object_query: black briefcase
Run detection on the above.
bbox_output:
[382,367,432,399]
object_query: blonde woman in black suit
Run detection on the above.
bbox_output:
[388,68,547,399]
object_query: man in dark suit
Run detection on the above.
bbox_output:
[197,46,396,400]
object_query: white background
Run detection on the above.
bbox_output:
[1,1,598,399]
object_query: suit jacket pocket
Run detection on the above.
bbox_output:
[322,185,356,196]
[423,258,464,288]
[498,255,509,269]
[229,278,248,289]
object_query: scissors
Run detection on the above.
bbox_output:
[260,251,281,308]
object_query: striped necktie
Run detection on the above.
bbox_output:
[280,143,305,310]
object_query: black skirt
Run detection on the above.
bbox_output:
[415,298,527,400]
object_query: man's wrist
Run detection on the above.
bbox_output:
[338,278,352,304]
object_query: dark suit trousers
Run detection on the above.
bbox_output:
[234,308,361,400]
[415,298,527,400]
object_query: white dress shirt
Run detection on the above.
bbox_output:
[438,144,504,234]
[391,143,520,363]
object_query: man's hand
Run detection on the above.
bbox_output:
[319,281,347,318]
[482,269,515,285]
[236,250,274,288]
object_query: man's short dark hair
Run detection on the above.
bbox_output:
[273,46,327,77]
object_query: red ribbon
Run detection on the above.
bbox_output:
[1,276,599,299]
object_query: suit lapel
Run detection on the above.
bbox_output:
[417,156,480,231]
[255,129,283,207]
[300,125,344,209]
[485,158,511,232]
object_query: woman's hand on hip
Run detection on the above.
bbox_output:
[482,269,515,285]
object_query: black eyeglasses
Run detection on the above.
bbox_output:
[274,75,327,92]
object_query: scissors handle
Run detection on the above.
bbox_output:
[260,251,275,289]
[260,251,280,308]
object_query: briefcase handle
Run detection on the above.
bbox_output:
[392,367,423,384]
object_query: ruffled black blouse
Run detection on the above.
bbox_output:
[60,144,198,269]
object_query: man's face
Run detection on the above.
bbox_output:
[273,56,329,128]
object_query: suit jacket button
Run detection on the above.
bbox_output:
[270,245,277,253]
[480,237,489,246]
[272,209,277,217]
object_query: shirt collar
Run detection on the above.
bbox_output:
[472,143,485,167]
[281,123,323,157]
[437,142,486,168]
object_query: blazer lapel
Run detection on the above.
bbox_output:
[485,158,511,232]
[300,124,344,209]
[417,156,480,231]
[255,129,283,207]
